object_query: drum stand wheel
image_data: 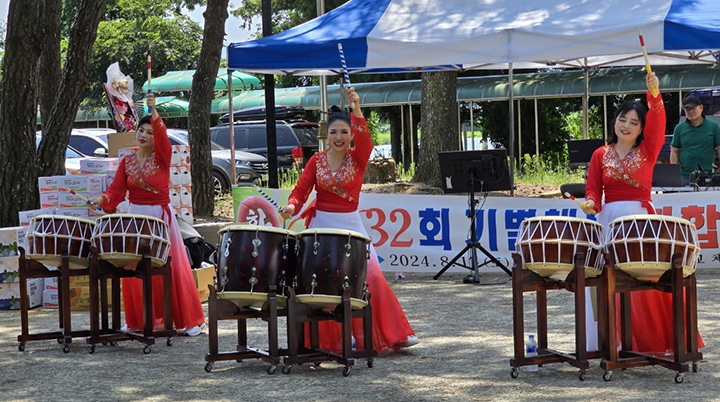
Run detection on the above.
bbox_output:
[63,344,70,353]
[87,345,96,354]
[367,358,374,368]
[675,372,685,384]
[342,366,351,377]
[282,365,292,374]
[18,342,26,352]
[510,367,519,378]
[204,362,214,373]
[267,365,277,375]
[578,370,586,381]
[143,345,152,354]
[166,337,174,346]
[603,370,613,382]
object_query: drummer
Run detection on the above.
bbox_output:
[280,87,418,353]
[581,72,703,353]
[89,93,206,337]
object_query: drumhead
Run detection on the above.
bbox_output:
[95,213,168,226]
[609,214,695,229]
[296,228,371,243]
[218,224,296,236]
[522,215,603,227]
[30,214,96,226]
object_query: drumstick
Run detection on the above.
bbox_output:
[69,189,103,211]
[564,192,596,214]
[147,55,152,114]
[337,43,357,110]
[637,29,658,97]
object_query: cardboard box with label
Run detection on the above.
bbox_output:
[0,278,43,310]
[108,131,136,157]
[192,265,215,303]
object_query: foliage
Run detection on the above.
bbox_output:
[564,103,605,140]
[397,162,415,181]
[231,0,348,36]
[277,166,302,189]
[78,0,205,107]
[516,153,584,186]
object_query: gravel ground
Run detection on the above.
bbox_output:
[1,270,717,402]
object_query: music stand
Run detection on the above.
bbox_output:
[435,150,512,284]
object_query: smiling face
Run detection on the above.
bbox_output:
[135,122,155,152]
[327,119,354,153]
[613,109,643,146]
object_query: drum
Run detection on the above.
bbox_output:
[295,229,371,310]
[516,216,605,281]
[215,224,297,308]
[607,214,700,281]
[26,215,95,269]
[91,214,170,268]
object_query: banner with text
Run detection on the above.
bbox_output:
[232,188,720,273]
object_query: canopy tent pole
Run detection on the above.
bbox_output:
[583,59,589,139]
[508,63,515,194]
[603,94,608,140]
[409,104,414,165]
[457,102,462,149]
[518,99,522,161]
[317,0,327,152]
[534,98,539,157]
[228,68,236,185]
[470,101,475,150]
[262,0,278,188]
[400,104,405,167]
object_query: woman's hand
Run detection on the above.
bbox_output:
[581,199,596,215]
[147,92,159,120]
[280,204,295,220]
[346,87,362,118]
[88,196,104,216]
[646,72,659,94]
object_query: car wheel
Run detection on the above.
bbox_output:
[212,171,228,197]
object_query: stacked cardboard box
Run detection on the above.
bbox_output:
[0,226,43,310]
[170,145,193,224]
[192,264,215,303]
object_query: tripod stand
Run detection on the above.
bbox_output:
[433,165,511,284]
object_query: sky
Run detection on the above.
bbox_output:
[0,1,254,56]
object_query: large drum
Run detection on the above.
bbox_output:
[26,215,95,269]
[516,216,605,281]
[91,214,171,268]
[215,224,297,308]
[607,214,700,281]
[295,229,371,310]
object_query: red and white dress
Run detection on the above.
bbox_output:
[585,90,703,353]
[100,116,205,331]
[287,114,415,353]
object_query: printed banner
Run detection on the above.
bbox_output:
[233,187,720,273]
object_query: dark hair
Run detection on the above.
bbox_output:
[137,115,152,130]
[327,105,351,127]
[607,100,647,147]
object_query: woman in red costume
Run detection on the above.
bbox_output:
[582,72,703,354]
[280,87,417,353]
[90,93,206,336]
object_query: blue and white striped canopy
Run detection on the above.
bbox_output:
[228,0,720,75]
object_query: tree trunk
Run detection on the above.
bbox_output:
[36,0,107,177]
[188,0,229,217]
[38,0,62,128]
[413,71,458,187]
[0,0,45,226]
[389,107,402,164]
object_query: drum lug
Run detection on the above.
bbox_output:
[366,246,370,260]
[223,238,231,258]
[249,267,258,293]
[282,242,288,260]
[362,282,369,301]
[310,274,317,295]
[342,276,349,289]
[279,270,287,296]
[292,276,298,290]
[313,241,320,255]
[251,237,261,258]
[220,265,229,291]
[345,243,352,258]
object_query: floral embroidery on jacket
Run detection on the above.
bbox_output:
[602,146,645,189]
[126,153,162,194]
[316,152,356,202]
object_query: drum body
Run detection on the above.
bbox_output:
[516,216,605,281]
[295,229,370,310]
[216,225,297,307]
[607,214,700,281]
[26,215,95,269]
[92,214,170,268]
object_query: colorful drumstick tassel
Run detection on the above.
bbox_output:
[564,192,596,214]
[147,55,152,114]
[69,189,102,211]
[637,29,659,97]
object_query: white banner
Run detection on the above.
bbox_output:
[233,188,720,273]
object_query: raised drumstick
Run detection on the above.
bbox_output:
[564,192,596,214]
[637,29,659,97]
[69,189,103,211]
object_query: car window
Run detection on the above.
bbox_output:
[291,124,319,146]
[69,135,106,156]
[277,127,299,147]
[247,127,268,149]
[36,137,85,159]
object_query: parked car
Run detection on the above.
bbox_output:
[68,129,268,196]
[210,119,319,169]
[35,134,87,175]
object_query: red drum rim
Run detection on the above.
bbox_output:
[29,214,96,226]
[296,228,371,243]
[218,224,296,236]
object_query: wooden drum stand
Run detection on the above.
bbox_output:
[283,286,377,377]
[204,284,286,374]
[510,252,605,380]
[17,246,112,353]
[86,246,176,354]
[598,253,703,383]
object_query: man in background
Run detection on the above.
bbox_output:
[670,95,720,185]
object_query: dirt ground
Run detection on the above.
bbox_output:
[0,270,716,402]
